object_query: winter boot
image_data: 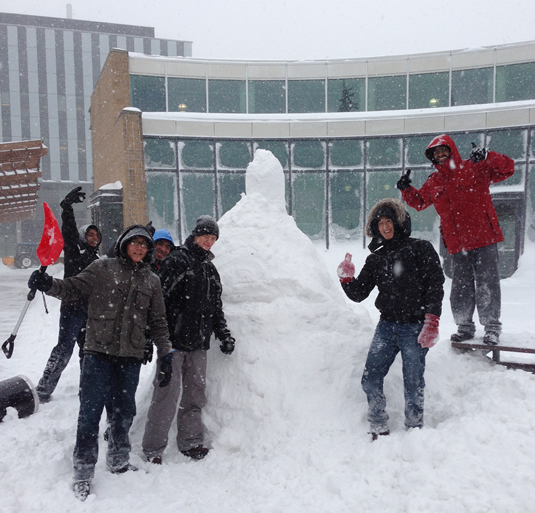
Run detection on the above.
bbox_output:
[450,331,475,342]
[73,480,91,501]
[146,455,162,465]
[483,332,499,346]
[370,430,390,441]
[181,445,210,460]
[110,463,138,474]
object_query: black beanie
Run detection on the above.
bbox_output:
[191,215,219,239]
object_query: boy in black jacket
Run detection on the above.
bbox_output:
[337,198,444,439]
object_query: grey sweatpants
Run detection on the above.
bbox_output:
[450,243,502,336]
[142,349,207,458]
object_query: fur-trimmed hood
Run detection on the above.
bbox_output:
[366,197,411,240]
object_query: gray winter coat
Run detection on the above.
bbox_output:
[46,225,172,360]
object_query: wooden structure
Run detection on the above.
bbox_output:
[0,140,47,223]
[452,341,535,372]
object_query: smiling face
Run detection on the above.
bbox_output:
[194,234,217,251]
[126,236,149,264]
[378,216,394,240]
[85,228,100,248]
[433,145,451,165]
[154,240,173,262]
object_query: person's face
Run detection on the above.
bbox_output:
[126,236,149,264]
[433,145,451,164]
[154,240,173,261]
[194,234,217,251]
[85,228,100,247]
[378,216,395,240]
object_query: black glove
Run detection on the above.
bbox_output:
[469,143,488,163]
[396,169,412,191]
[158,351,174,388]
[61,186,85,208]
[220,336,235,355]
[143,340,153,365]
[28,270,53,292]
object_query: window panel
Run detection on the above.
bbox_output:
[181,172,215,235]
[293,140,325,168]
[219,171,246,215]
[249,80,285,113]
[409,72,449,109]
[130,75,165,112]
[168,77,206,112]
[144,139,176,168]
[254,140,289,169]
[288,80,325,113]
[292,172,325,238]
[218,141,251,169]
[367,138,401,167]
[146,172,177,236]
[366,170,400,215]
[208,80,246,113]
[329,139,363,167]
[451,67,493,106]
[406,135,432,166]
[496,62,535,102]
[487,129,526,160]
[330,171,363,240]
[327,78,364,112]
[181,141,214,169]
[368,75,406,111]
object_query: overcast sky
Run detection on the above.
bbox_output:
[4,0,535,61]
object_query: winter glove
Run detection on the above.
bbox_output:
[158,350,175,388]
[418,314,440,348]
[142,340,154,365]
[60,186,85,208]
[396,169,412,191]
[220,336,235,355]
[28,270,53,292]
[337,253,355,283]
[469,143,488,163]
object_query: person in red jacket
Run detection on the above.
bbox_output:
[397,134,514,345]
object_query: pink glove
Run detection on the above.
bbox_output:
[337,253,355,283]
[418,314,440,348]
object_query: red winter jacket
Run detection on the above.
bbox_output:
[401,134,514,255]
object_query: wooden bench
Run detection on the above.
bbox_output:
[451,340,535,372]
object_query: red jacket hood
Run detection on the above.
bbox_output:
[425,134,464,176]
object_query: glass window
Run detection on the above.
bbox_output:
[130,75,165,112]
[496,62,535,103]
[409,72,449,109]
[249,80,285,114]
[288,80,325,113]
[168,77,206,112]
[144,139,176,168]
[146,172,177,237]
[330,171,363,240]
[451,67,493,106]
[208,80,246,113]
[254,141,289,169]
[218,141,251,168]
[181,173,215,235]
[327,78,365,112]
[293,141,325,168]
[368,75,406,111]
[367,138,401,167]
[366,170,400,215]
[487,129,526,160]
[329,139,363,167]
[181,141,214,169]
[490,163,524,187]
[292,172,325,238]
[405,168,438,236]
[528,165,535,226]
[219,171,246,215]
[455,133,484,159]
[406,135,432,166]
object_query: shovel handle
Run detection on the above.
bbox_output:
[27,265,48,301]
[1,334,15,359]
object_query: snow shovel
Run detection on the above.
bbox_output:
[2,203,64,359]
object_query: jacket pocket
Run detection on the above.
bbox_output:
[88,310,117,346]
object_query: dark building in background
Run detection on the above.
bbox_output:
[0,12,191,255]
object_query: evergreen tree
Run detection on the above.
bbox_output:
[338,80,357,112]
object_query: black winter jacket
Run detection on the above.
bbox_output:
[60,204,101,312]
[158,235,231,352]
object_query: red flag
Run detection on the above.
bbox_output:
[36,203,64,266]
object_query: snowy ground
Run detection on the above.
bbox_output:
[1,152,535,512]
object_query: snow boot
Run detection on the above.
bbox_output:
[370,430,390,441]
[146,455,162,465]
[181,445,210,460]
[110,463,138,474]
[450,331,474,342]
[483,332,499,346]
[73,480,91,501]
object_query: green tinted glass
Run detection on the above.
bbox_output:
[327,78,365,112]
[292,172,325,237]
[219,172,246,215]
[487,129,525,160]
[331,171,363,236]
[367,138,401,167]
[368,75,406,111]
[293,141,325,168]
[218,141,251,169]
[406,136,432,166]
[366,170,400,213]
[409,72,449,109]
[288,80,325,113]
[168,77,206,112]
[130,75,165,112]
[451,67,493,106]
[255,141,289,169]
[181,141,214,169]
[208,80,246,113]
[181,173,215,234]
[249,80,286,113]
[330,140,363,167]
[496,62,535,102]
[144,139,176,168]
[146,172,177,230]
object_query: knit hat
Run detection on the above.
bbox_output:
[192,215,219,240]
[153,229,175,247]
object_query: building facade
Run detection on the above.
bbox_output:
[0,12,191,255]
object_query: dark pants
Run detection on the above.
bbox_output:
[361,320,428,433]
[36,305,87,401]
[73,353,141,482]
[450,243,502,336]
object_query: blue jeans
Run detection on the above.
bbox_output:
[73,353,141,481]
[361,320,428,433]
[36,305,87,400]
